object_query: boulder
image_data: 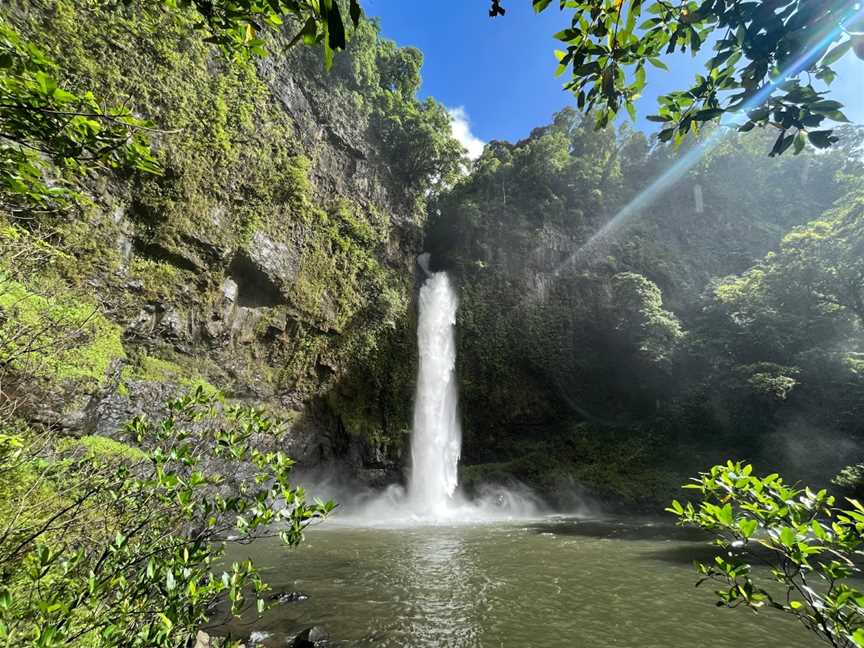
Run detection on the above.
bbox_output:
[289,626,329,647]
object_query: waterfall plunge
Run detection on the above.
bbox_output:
[409,272,461,515]
[324,267,540,526]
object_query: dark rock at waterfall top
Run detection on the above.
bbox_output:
[289,626,329,647]
[268,591,310,604]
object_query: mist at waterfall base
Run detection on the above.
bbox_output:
[304,270,543,526]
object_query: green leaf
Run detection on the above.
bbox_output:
[808,130,837,149]
[533,0,553,12]
[324,0,346,52]
[695,108,723,121]
[634,64,646,90]
[793,131,806,155]
[810,100,844,114]
[821,40,852,66]
[739,519,758,539]
[349,0,362,26]
[779,526,796,547]
[717,503,733,525]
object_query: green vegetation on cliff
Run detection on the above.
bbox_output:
[430,109,864,506]
[0,0,463,460]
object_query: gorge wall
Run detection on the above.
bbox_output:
[0,0,465,487]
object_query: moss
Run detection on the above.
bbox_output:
[122,352,220,397]
[127,258,185,298]
[0,274,125,388]
[291,199,395,331]
[56,435,148,463]
[0,425,60,530]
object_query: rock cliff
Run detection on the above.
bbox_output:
[1,0,462,487]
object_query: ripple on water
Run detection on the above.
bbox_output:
[218,519,816,648]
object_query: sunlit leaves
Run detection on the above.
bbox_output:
[0,386,333,647]
[0,20,160,212]
[670,460,864,646]
[178,0,363,66]
[528,0,858,153]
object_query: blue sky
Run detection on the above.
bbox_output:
[364,1,863,150]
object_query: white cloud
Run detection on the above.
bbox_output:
[447,106,486,160]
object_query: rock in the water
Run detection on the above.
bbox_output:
[290,626,329,647]
[195,630,246,648]
[248,630,271,645]
[268,591,310,605]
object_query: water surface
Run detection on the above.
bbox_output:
[221,517,814,648]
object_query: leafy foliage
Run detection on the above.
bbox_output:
[494,0,861,153]
[0,388,333,647]
[669,461,864,648]
[429,108,862,502]
[0,20,159,211]
[159,0,364,66]
[0,0,367,213]
[696,189,864,413]
[373,95,466,194]
[611,271,684,364]
[346,20,467,200]
[833,463,864,501]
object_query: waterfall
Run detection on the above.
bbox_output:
[409,272,461,515]
[328,266,538,525]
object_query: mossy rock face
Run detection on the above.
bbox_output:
[0,274,125,389]
[0,1,440,473]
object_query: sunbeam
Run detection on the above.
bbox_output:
[550,3,864,276]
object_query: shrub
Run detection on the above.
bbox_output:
[670,461,864,648]
[0,387,333,647]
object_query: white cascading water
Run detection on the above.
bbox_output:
[320,259,539,525]
[409,272,461,516]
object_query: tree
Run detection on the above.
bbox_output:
[775,192,864,327]
[0,388,333,647]
[492,0,862,153]
[669,461,864,648]
[373,94,466,196]
[611,271,684,365]
[703,189,864,362]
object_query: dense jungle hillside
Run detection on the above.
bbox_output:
[428,113,864,506]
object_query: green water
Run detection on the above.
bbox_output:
[220,517,815,647]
